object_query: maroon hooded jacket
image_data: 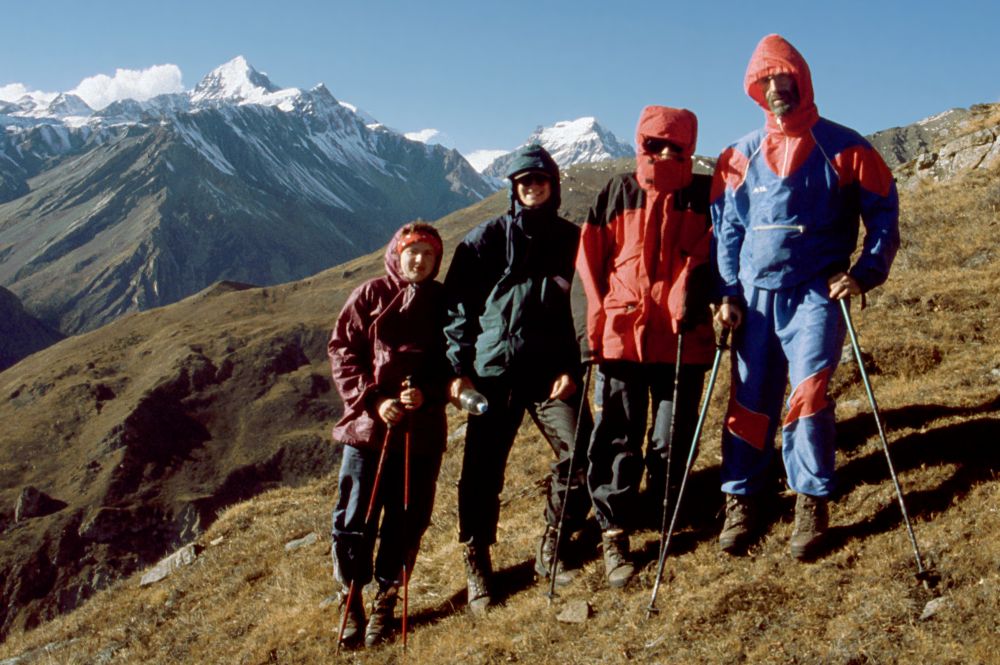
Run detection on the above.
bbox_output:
[328,227,449,452]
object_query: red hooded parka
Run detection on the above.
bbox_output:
[576,106,715,365]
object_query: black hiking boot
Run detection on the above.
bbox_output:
[364,584,398,647]
[463,544,493,615]
[718,493,757,554]
[601,529,635,589]
[337,587,366,648]
[790,493,829,560]
[535,525,576,587]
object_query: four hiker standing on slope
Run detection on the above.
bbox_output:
[327,32,899,646]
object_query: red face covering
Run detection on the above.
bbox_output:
[636,155,693,192]
[634,106,697,193]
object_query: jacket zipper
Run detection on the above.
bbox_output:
[753,224,805,233]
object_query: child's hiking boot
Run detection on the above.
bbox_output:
[364,584,398,647]
[337,587,366,647]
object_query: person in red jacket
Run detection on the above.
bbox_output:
[328,222,449,647]
[576,106,715,588]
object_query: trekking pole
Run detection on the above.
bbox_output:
[337,415,396,650]
[401,379,413,650]
[839,298,927,580]
[647,327,730,618]
[546,363,593,602]
[649,330,685,597]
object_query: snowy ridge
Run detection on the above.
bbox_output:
[1,56,494,209]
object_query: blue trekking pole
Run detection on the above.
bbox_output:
[647,328,730,617]
[840,298,927,580]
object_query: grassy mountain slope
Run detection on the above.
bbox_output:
[1,114,999,663]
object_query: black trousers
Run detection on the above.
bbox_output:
[587,361,706,532]
[457,373,592,547]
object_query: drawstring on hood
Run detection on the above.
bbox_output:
[634,106,697,192]
[744,34,819,136]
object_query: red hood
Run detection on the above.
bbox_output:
[634,106,697,192]
[744,34,819,135]
[635,106,697,158]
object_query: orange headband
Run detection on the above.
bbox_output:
[397,230,442,256]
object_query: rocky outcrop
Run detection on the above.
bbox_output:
[13,487,66,522]
[873,104,1000,187]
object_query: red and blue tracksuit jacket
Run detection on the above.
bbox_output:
[711,34,900,496]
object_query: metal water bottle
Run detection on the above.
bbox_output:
[458,388,489,415]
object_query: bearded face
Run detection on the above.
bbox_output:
[760,73,799,117]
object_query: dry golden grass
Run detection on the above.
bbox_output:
[1,164,998,665]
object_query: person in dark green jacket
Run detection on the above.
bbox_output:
[444,144,591,613]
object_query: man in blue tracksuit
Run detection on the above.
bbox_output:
[711,34,900,559]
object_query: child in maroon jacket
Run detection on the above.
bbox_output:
[328,222,448,647]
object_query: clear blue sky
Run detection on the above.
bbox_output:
[2,0,996,156]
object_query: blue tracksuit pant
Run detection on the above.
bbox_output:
[721,276,846,497]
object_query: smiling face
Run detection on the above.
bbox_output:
[760,73,800,117]
[513,171,552,208]
[399,240,437,283]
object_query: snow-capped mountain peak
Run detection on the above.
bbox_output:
[527,116,632,165]
[480,116,631,178]
[46,93,94,118]
[191,56,282,105]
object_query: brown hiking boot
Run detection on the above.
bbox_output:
[463,544,493,614]
[790,493,829,560]
[364,584,398,646]
[718,493,756,554]
[535,525,576,587]
[601,529,635,589]
[337,587,366,647]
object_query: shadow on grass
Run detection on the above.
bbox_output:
[402,559,538,630]
[835,394,1000,453]
[829,413,999,552]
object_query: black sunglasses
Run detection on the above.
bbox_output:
[642,137,683,155]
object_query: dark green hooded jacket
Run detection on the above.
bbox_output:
[443,145,581,385]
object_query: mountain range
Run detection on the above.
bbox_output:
[0,57,493,335]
